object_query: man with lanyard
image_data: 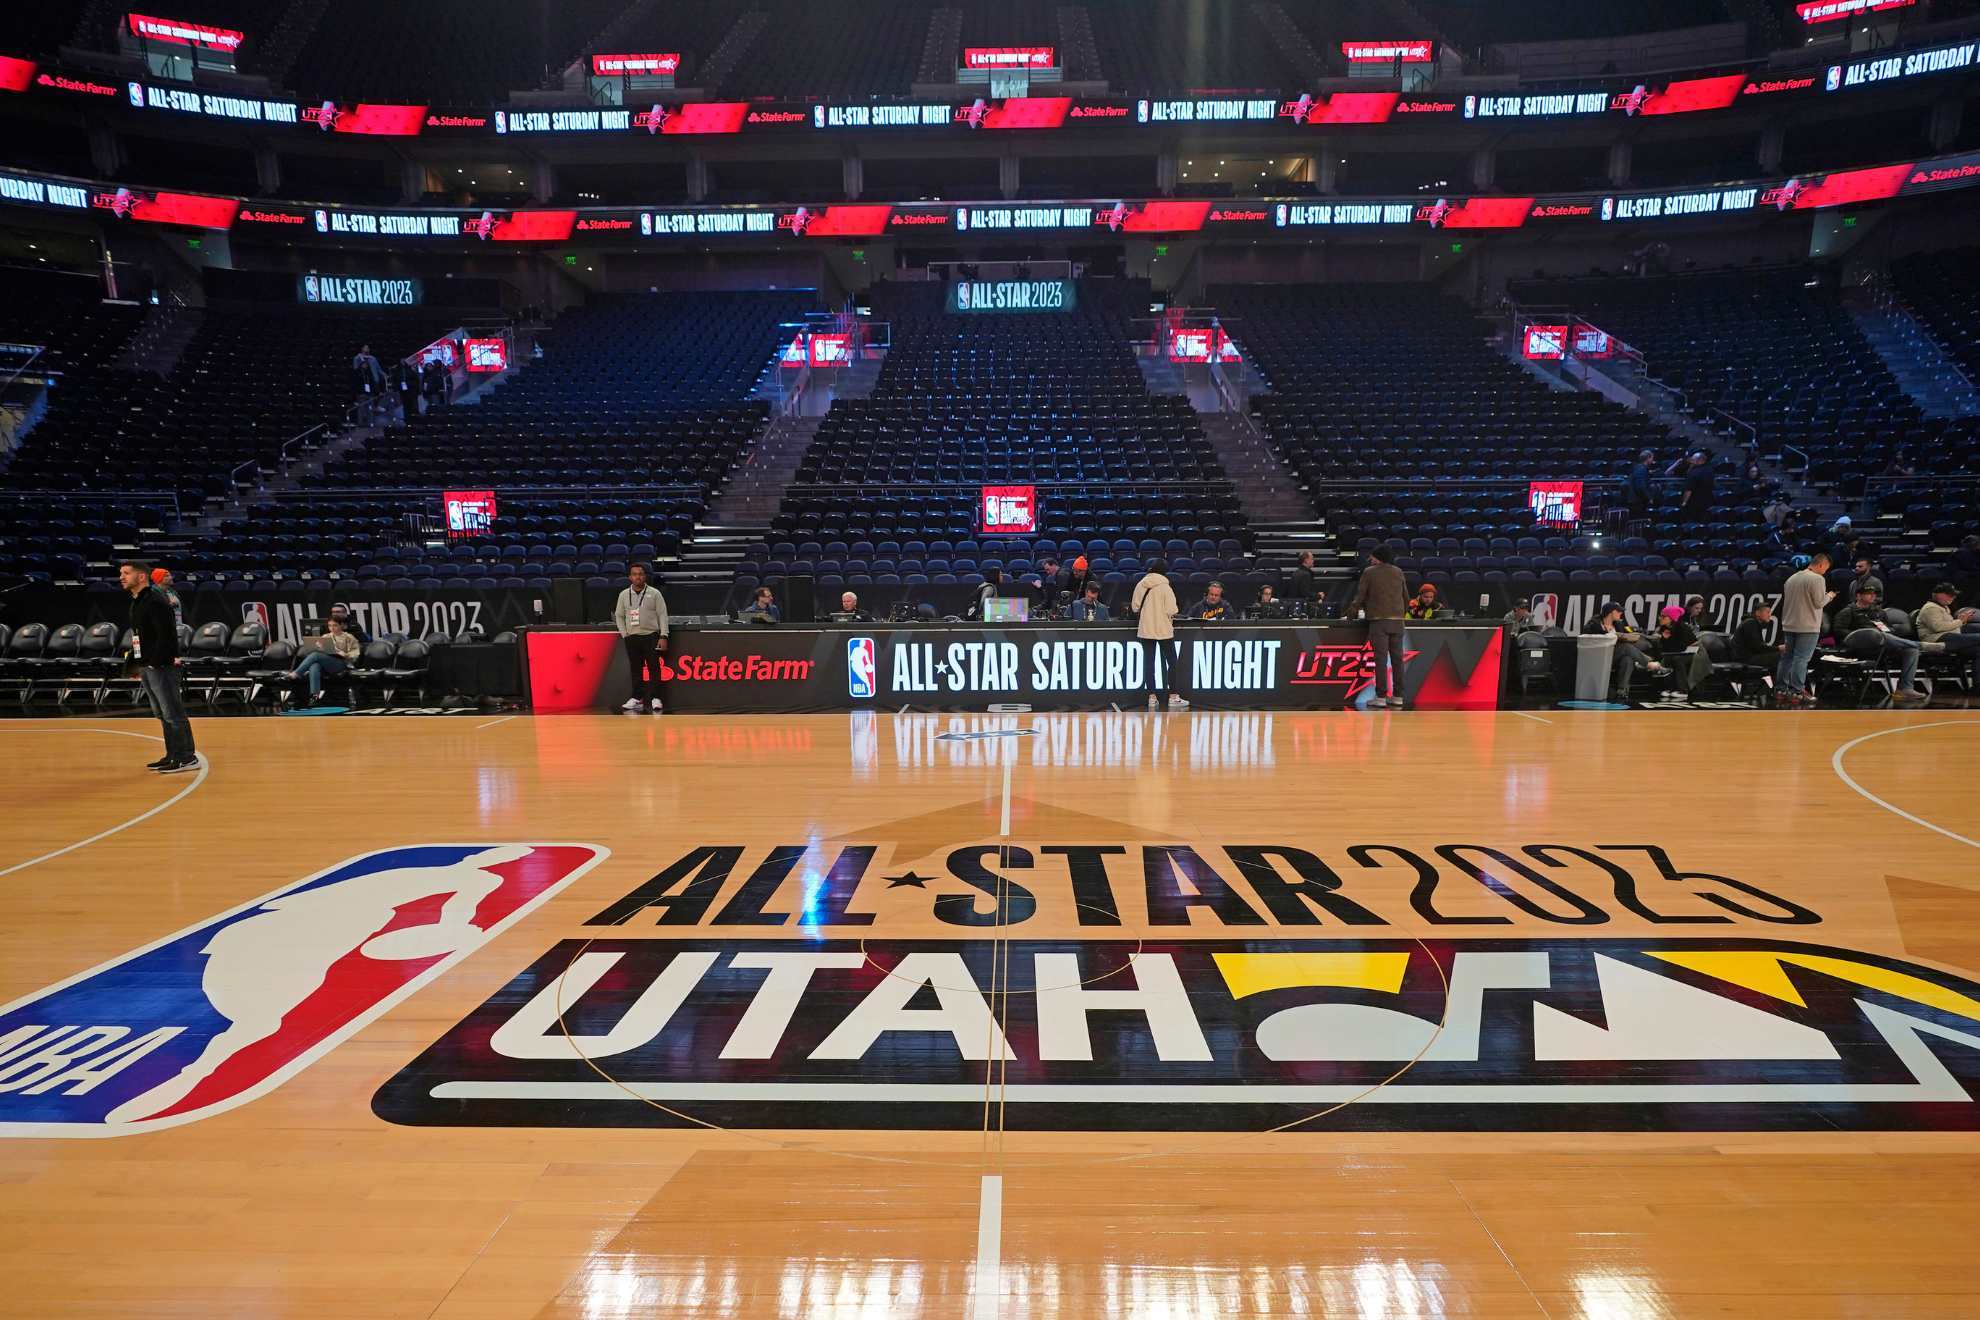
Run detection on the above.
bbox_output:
[613,563,669,713]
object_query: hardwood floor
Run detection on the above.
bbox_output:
[1,710,1977,1318]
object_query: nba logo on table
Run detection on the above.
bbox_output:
[847,636,877,699]
[0,844,605,1137]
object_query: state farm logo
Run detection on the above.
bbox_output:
[1744,77,1813,95]
[1290,643,1418,698]
[575,217,632,231]
[426,113,488,128]
[657,654,815,683]
[1396,100,1456,113]
[1209,209,1267,222]
[238,209,305,225]
[1069,105,1128,118]
[1911,163,1980,185]
[746,110,805,124]
[1532,203,1593,218]
[889,213,947,226]
[36,73,117,97]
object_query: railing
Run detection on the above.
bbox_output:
[0,488,182,519]
[781,479,1237,494]
[227,422,330,494]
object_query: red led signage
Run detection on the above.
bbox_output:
[1522,325,1568,360]
[962,46,1055,69]
[1796,0,1915,22]
[91,187,238,229]
[0,56,36,94]
[981,485,1038,535]
[1341,41,1434,63]
[807,332,851,368]
[126,13,244,52]
[631,101,749,135]
[443,490,497,537]
[464,339,507,372]
[1528,481,1584,527]
[1280,92,1404,125]
[1167,327,1242,363]
[591,53,681,76]
[303,102,428,136]
[956,96,1074,129]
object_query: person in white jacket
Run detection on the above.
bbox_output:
[1132,560,1187,710]
[613,562,669,713]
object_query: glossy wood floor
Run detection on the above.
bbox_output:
[2,709,1979,1318]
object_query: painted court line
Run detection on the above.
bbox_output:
[0,728,209,878]
[474,715,518,730]
[1832,721,1980,851]
[1511,711,1554,725]
[971,1174,1004,1320]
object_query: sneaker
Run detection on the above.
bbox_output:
[154,757,198,774]
[1168,695,1190,710]
[621,697,644,712]
[1893,688,1928,704]
[647,699,664,714]
[144,755,173,770]
[1147,695,1160,711]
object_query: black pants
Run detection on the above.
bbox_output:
[140,665,196,762]
[624,633,661,701]
[1144,638,1182,701]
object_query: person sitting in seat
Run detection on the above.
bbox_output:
[1832,585,1926,704]
[1502,598,1534,630]
[329,603,370,645]
[1405,583,1442,620]
[1191,581,1231,621]
[834,591,873,623]
[1918,582,1980,689]
[1068,582,1109,622]
[286,615,359,707]
[738,586,780,624]
[1251,585,1287,619]
[1583,601,1668,701]
[1734,602,1781,666]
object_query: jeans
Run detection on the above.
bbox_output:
[140,665,195,762]
[1144,638,1182,701]
[1876,636,1921,690]
[624,632,661,701]
[294,651,347,698]
[1611,640,1657,696]
[1776,631,1818,693]
[1368,619,1407,700]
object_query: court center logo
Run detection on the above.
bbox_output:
[375,937,1980,1132]
[0,844,607,1137]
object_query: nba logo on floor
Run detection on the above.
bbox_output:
[0,844,606,1137]
[847,636,877,699]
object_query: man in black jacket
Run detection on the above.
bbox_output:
[1733,602,1781,665]
[119,560,198,772]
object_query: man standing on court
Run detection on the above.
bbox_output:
[1132,559,1186,710]
[1349,544,1410,708]
[119,560,197,773]
[614,562,668,714]
[1775,551,1834,707]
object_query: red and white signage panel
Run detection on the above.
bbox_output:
[1522,324,1568,360]
[1796,0,1914,22]
[1167,327,1242,363]
[807,332,851,368]
[591,53,680,76]
[444,490,497,537]
[963,46,1055,69]
[126,12,244,51]
[463,339,507,372]
[1341,41,1435,63]
[981,485,1038,535]
[1528,481,1584,527]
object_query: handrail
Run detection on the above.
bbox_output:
[268,484,707,500]
[0,488,182,517]
[780,479,1238,492]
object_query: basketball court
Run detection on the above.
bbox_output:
[3,709,1979,1318]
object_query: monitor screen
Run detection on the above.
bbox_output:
[984,597,1030,623]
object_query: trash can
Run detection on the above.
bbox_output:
[1574,631,1618,702]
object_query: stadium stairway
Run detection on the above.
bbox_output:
[110,305,203,378]
[1844,298,1980,420]
[704,415,822,528]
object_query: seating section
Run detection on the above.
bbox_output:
[189,291,811,587]
[1417,0,1728,47]
[1519,269,1977,572]
[1091,0,1307,93]
[0,11,83,58]
[284,0,623,103]
[1216,282,1783,591]
[4,304,455,512]
[719,0,933,99]
[1892,247,1980,388]
[738,279,1257,602]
